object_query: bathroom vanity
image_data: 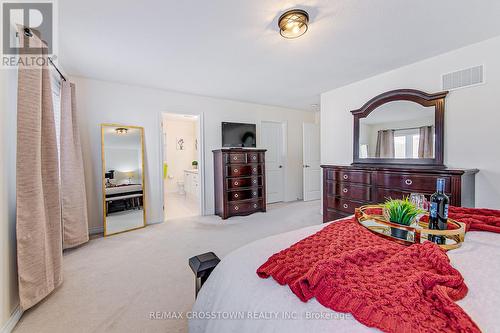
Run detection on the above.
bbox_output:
[184,169,199,198]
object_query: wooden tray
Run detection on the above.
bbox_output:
[355,205,466,251]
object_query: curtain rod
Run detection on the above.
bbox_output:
[20,27,67,82]
[394,125,434,131]
[48,57,67,82]
[380,125,434,132]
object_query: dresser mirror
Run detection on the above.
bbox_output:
[101,124,146,236]
[352,89,448,166]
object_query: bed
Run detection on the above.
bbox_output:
[189,218,500,333]
[105,184,143,215]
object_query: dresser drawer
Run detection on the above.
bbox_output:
[328,170,371,184]
[326,181,371,201]
[326,197,364,214]
[228,200,263,215]
[246,152,264,163]
[228,188,261,201]
[227,176,262,189]
[376,173,451,193]
[227,153,246,164]
[226,164,262,177]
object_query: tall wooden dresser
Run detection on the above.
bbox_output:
[322,165,478,223]
[213,148,267,219]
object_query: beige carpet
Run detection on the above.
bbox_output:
[13,200,322,333]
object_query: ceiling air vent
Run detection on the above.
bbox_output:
[442,65,484,91]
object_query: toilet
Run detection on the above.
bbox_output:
[177,181,186,195]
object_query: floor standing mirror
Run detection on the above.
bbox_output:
[101,124,146,236]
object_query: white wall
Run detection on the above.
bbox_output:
[321,36,500,209]
[163,118,197,193]
[73,77,315,231]
[0,68,19,329]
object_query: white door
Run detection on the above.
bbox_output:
[261,121,285,203]
[303,123,321,201]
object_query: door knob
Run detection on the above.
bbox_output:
[279,165,283,168]
[304,165,310,168]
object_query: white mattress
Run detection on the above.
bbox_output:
[105,184,142,195]
[190,219,500,333]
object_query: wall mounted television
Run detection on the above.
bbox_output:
[222,122,256,148]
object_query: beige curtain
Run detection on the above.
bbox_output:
[375,129,395,158]
[16,28,62,310]
[60,82,89,249]
[418,126,434,158]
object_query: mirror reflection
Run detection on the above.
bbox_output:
[359,101,435,159]
[102,125,146,235]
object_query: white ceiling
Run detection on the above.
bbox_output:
[58,0,500,111]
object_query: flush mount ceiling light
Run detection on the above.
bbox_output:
[278,9,309,39]
[115,127,128,135]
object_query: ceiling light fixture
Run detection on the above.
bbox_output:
[115,127,128,135]
[278,9,309,39]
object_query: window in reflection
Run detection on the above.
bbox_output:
[358,101,435,159]
[394,136,406,159]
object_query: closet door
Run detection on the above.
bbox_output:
[261,121,285,203]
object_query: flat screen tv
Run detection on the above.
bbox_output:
[222,122,256,148]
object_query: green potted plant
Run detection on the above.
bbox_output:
[383,197,425,240]
[192,160,198,170]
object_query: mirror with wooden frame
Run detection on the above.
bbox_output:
[101,124,146,236]
[352,89,448,166]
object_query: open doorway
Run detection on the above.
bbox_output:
[161,113,202,220]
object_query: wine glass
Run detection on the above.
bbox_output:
[409,193,427,226]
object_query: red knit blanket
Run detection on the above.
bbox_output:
[449,206,500,233]
[257,217,481,333]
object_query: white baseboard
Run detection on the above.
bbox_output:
[88,226,104,235]
[0,305,23,333]
[147,220,163,226]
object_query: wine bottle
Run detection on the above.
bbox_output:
[428,178,449,244]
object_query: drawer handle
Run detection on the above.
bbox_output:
[233,156,238,160]
[234,181,239,186]
[405,179,413,185]
[253,168,257,172]
[234,206,239,211]
[343,204,348,209]
[253,191,257,196]
[253,203,258,208]
[343,175,348,180]
[234,168,238,173]
[252,156,257,160]
[253,179,257,184]
[342,188,348,193]
[234,193,239,198]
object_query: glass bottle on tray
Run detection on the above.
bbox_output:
[428,178,449,244]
